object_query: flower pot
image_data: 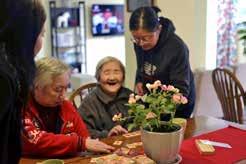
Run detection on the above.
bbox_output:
[172,118,187,135]
[141,124,183,163]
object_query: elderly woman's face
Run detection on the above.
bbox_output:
[99,61,124,96]
[34,72,70,107]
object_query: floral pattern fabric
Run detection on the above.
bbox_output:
[217,0,238,67]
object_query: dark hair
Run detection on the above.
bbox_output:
[0,0,46,104]
[129,6,161,32]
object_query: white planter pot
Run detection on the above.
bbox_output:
[141,126,183,163]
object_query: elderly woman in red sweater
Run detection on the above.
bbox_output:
[21,57,114,157]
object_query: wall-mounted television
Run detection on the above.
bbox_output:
[91,4,124,36]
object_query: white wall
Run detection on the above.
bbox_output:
[124,1,135,90]
[85,0,125,75]
[39,0,125,76]
[205,0,217,70]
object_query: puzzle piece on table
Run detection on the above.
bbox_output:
[114,147,130,156]
[126,142,143,149]
[195,139,215,155]
[133,142,143,146]
[90,154,135,164]
[113,140,123,146]
[123,131,141,138]
[126,143,136,149]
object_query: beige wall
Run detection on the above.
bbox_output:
[35,0,51,60]
[124,0,207,89]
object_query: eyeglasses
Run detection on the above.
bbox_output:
[130,31,159,45]
[130,35,155,44]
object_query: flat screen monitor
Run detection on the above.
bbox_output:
[91,4,124,36]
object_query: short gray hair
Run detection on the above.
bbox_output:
[95,56,125,81]
[34,57,70,88]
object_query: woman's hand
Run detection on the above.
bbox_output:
[85,138,115,153]
[108,125,128,137]
[135,82,144,96]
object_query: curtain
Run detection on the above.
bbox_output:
[217,0,238,67]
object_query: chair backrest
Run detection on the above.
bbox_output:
[69,82,97,109]
[212,68,246,124]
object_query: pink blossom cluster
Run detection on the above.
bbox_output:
[172,93,188,104]
[130,80,188,105]
[112,80,188,127]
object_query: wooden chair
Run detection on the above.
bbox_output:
[69,82,97,109]
[212,68,246,124]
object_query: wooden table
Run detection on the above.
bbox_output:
[20,115,229,164]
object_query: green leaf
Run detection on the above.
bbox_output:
[127,123,137,131]
[238,29,246,34]
[141,94,147,102]
[239,35,246,40]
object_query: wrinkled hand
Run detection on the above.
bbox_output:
[85,138,115,153]
[135,82,144,96]
[108,125,128,137]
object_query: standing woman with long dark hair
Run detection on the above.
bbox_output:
[129,6,195,118]
[0,0,46,163]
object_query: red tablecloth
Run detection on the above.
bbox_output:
[180,126,246,164]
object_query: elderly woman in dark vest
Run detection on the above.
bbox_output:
[78,56,134,138]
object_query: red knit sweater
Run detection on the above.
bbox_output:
[22,98,89,157]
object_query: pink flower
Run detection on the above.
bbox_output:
[152,80,162,89]
[112,113,122,122]
[128,97,136,104]
[172,94,182,103]
[154,80,162,86]
[181,96,188,104]
[129,93,135,98]
[135,95,142,101]
[161,84,168,91]
[146,82,161,91]
[152,84,159,90]
[146,112,157,120]
[146,83,152,91]
[167,85,175,91]
[128,94,137,104]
